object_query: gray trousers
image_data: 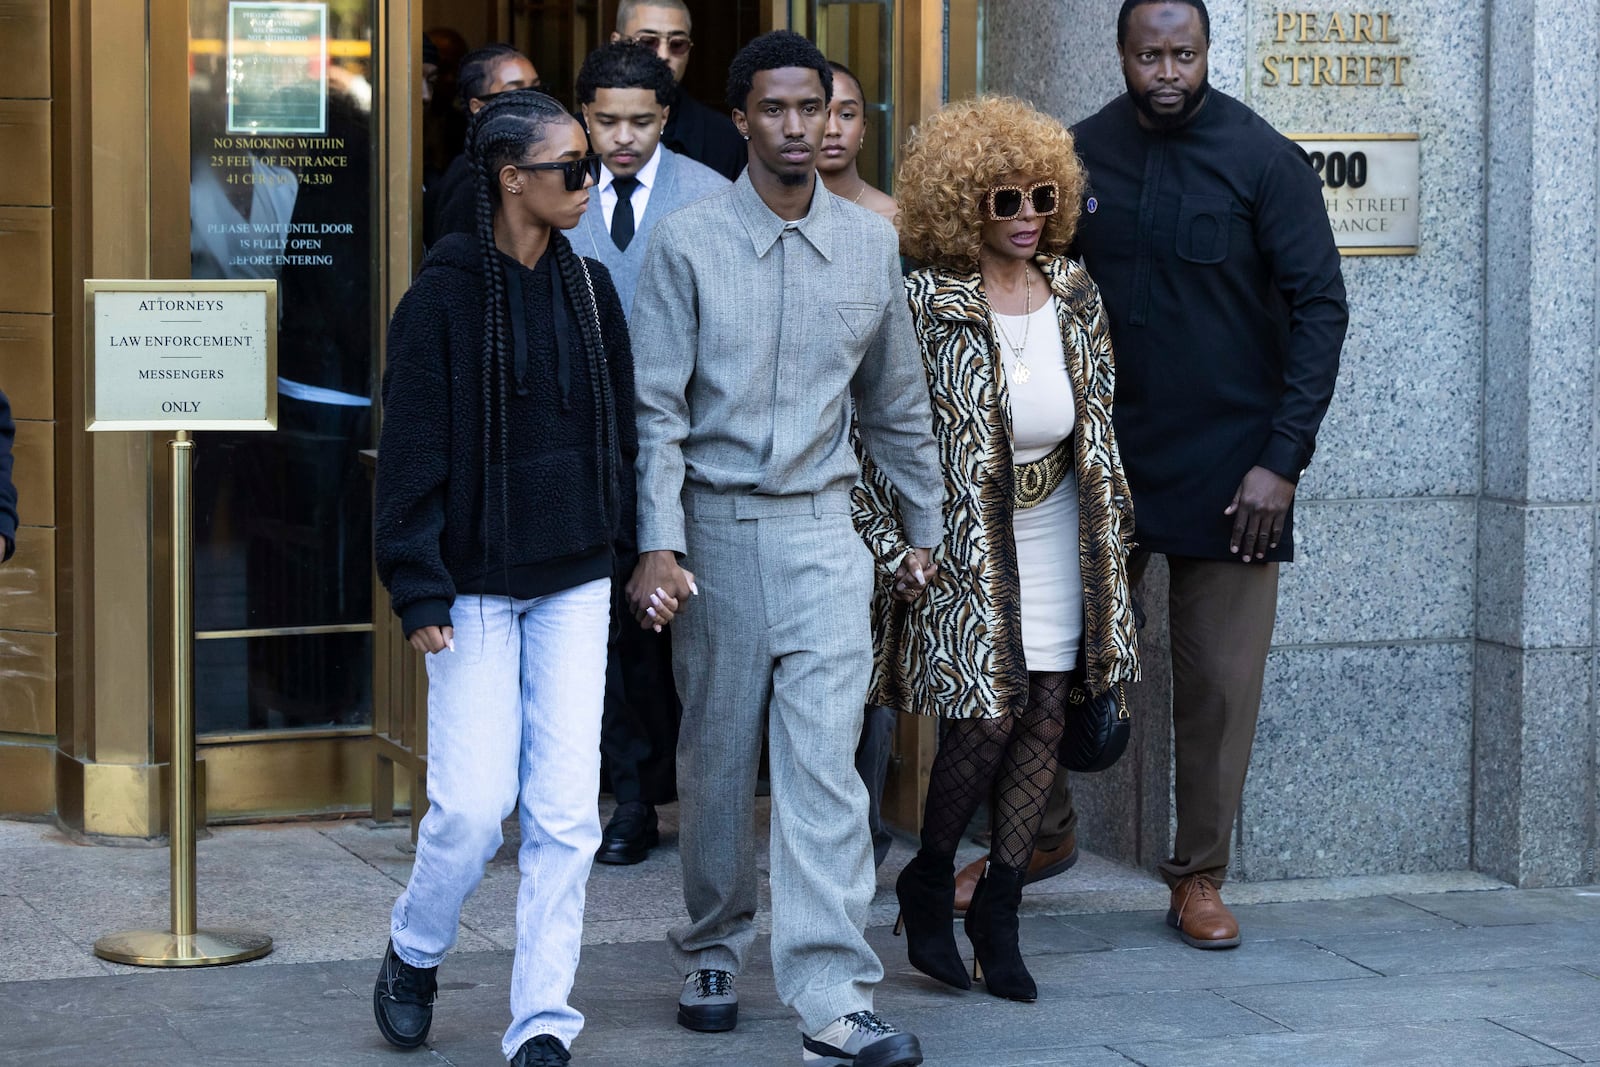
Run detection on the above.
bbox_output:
[668,489,883,1031]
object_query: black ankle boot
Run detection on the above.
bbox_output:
[964,860,1037,1002]
[893,848,972,990]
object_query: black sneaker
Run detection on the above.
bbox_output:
[676,968,737,1032]
[596,802,660,865]
[372,941,437,1049]
[511,1034,572,1066]
[802,1011,923,1066]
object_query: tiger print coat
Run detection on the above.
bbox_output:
[853,255,1140,720]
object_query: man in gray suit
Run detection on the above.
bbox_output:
[626,30,941,1067]
[573,40,729,317]
[575,39,729,869]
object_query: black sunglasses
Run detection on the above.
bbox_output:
[630,31,693,56]
[515,153,602,192]
[983,181,1060,222]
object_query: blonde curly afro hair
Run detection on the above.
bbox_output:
[895,95,1086,272]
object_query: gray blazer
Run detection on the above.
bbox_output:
[630,173,943,558]
[570,146,729,320]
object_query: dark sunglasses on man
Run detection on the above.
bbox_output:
[982,181,1060,222]
[630,31,693,56]
[515,153,602,192]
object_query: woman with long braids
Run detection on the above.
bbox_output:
[372,88,644,1066]
[855,96,1140,1002]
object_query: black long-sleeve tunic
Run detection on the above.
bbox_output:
[1071,90,1348,562]
[374,233,637,637]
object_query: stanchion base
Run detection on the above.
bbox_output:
[94,929,273,967]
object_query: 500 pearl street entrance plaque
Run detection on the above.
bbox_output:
[85,279,277,431]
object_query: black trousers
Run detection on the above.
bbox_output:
[600,586,682,807]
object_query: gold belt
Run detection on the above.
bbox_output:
[1014,435,1074,510]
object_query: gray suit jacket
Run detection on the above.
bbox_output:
[570,147,729,320]
[630,173,943,558]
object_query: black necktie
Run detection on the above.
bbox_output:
[611,176,639,251]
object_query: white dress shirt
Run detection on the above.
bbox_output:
[599,143,662,230]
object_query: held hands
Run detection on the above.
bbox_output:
[1225,466,1297,562]
[409,625,454,654]
[892,547,939,603]
[625,549,698,632]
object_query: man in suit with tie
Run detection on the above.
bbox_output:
[574,39,728,865]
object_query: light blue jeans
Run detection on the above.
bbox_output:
[389,579,609,1058]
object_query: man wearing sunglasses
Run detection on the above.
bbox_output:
[1026,0,1347,951]
[612,0,745,181]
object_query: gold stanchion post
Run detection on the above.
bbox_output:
[93,432,273,967]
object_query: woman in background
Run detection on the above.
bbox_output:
[817,61,897,224]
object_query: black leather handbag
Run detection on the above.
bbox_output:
[1058,652,1130,773]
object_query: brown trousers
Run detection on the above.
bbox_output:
[1037,552,1280,886]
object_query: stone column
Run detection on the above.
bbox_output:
[1472,0,1599,888]
[988,2,1493,881]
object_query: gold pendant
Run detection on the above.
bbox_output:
[1013,358,1032,384]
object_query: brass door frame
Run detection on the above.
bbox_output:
[370,0,428,838]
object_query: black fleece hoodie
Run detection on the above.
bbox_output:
[375,231,637,637]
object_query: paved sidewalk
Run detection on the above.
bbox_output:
[3,811,1599,1065]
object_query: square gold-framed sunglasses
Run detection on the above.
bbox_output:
[982,181,1060,221]
[514,153,602,192]
[630,31,693,56]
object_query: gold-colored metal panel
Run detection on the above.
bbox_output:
[0,630,55,736]
[0,100,51,206]
[0,525,54,632]
[199,736,374,820]
[79,757,163,837]
[0,314,52,418]
[0,208,51,313]
[11,418,54,526]
[0,1,51,99]
[0,741,55,814]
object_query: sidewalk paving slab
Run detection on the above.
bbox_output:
[1494,1013,1600,1064]
[1396,887,1600,927]
[1217,966,1600,1032]
[1112,1018,1582,1067]
[1311,918,1600,976]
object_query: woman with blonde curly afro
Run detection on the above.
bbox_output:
[855,95,1140,1003]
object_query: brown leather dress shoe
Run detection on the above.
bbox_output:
[953,832,1079,913]
[1166,875,1241,949]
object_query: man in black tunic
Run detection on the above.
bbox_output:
[1028,0,1347,948]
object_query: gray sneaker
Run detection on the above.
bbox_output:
[677,968,737,1032]
[802,1011,923,1066]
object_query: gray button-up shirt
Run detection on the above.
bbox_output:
[630,173,943,556]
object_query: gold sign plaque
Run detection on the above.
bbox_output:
[85,279,278,431]
[1289,133,1419,256]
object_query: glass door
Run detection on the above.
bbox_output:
[184,0,383,814]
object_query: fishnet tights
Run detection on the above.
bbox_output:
[920,672,1070,870]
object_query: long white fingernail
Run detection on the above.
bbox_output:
[647,606,658,618]
[689,581,700,595]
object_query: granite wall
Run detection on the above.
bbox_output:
[986,0,1600,886]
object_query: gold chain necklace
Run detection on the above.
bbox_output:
[852,179,868,204]
[991,268,1033,384]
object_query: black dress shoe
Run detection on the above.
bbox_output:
[511,1035,572,1065]
[596,802,659,865]
[372,941,437,1048]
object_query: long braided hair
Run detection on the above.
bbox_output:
[465,89,624,589]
